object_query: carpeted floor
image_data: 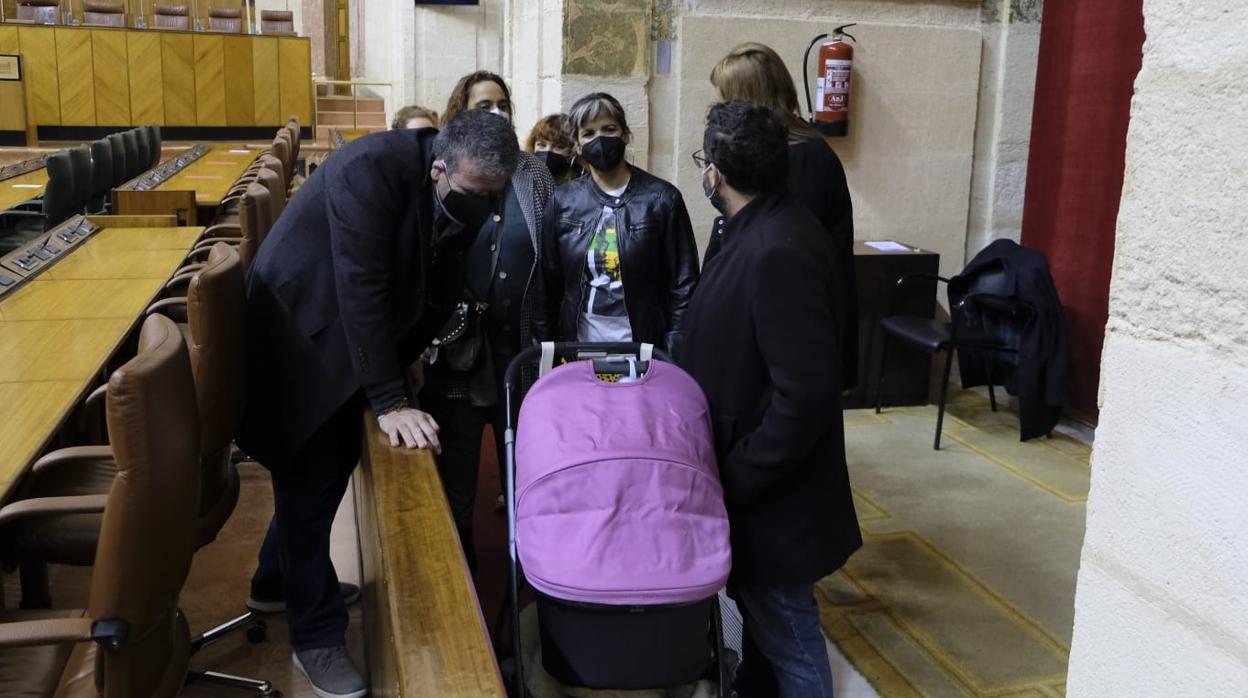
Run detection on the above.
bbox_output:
[818,390,1090,697]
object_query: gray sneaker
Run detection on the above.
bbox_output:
[292,646,368,698]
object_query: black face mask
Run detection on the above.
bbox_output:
[702,166,727,216]
[536,150,570,179]
[436,176,495,231]
[580,135,626,173]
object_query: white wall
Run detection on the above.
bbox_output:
[660,2,983,278]
[1066,0,1248,694]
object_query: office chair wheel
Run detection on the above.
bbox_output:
[247,621,267,644]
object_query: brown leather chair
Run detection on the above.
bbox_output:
[185,184,272,273]
[0,314,199,698]
[258,8,292,33]
[152,3,190,30]
[15,0,61,24]
[269,134,294,191]
[207,5,243,33]
[82,0,125,26]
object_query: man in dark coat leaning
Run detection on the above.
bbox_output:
[235,110,519,698]
[680,101,861,698]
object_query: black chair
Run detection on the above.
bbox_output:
[0,152,77,238]
[874,271,1034,450]
[122,129,142,180]
[107,132,128,185]
[66,145,93,215]
[147,124,163,168]
[89,139,114,214]
[133,128,151,175]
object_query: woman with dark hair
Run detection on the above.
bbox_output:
[440,70,513,126]
[537,92,699,355]
[710,42,860,391]
[525,113,581,184]
[419,71,553,565]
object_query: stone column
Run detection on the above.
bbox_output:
[1066,0,1248,693]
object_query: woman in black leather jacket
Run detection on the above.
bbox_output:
[537,92,699,354]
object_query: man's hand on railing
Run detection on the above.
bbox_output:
[378,408,442,454]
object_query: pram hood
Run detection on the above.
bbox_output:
[515,360,731,606]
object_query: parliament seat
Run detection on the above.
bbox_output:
[259,9,293,33]
[0,151,76,236]
[207,6,243,32]
[146,125,163,168]
[83,1,126,26]
[121,130,142,180]
[152,4,191,30]
[0,313,200,698]
[132,128,151,176]
[15,0,60,24]
[106,133,128,185]
[66,146,93,216]
[88,140,113,214]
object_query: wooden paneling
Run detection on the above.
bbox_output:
[0,27,22,132]
[161,33,196,126]
[193,34,226,126]
[127,31,164,125]
[56,29,96,126]
[277,37,311,125]
[252,37,280,126]
[223,35,255,126]
[356,414,507,697]
[17,26,60,126]
[92,30,131,126]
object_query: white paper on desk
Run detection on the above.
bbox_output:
[865,240,911,252]
[228,149,251,154]
[12,184,43,189]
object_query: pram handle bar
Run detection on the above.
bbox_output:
[502,342,673,396]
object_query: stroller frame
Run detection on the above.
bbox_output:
[500,342,730,698]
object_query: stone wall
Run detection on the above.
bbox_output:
[1065,0,1248,693]
[965,0,1042,256]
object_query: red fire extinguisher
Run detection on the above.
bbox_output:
[804,24,857,137]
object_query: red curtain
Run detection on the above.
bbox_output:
[1019,0,1144,424]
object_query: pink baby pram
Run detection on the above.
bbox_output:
[501,342,731,696]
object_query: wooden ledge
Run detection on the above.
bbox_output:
[355,410,505,697]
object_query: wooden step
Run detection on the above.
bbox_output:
[316,125,384,143]
[317,111,387,127]
[317,97,386,113]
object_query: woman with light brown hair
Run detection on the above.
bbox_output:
[710,41,859,393]
[391,105,439,130]
[524,113,582,184]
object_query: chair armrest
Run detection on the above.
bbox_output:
[0,494,109,528]
[0,617,94,649]
[199,222,241,239]
[83,383,107,410]
[146,297,188,320]
[0,210,45,222]
[165,270,198,291]
[0,616,128,652]
[30,445,114,477]
[185,246,216,262]
[192,237,242,252]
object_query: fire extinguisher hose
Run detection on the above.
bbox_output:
[802,33,829,118]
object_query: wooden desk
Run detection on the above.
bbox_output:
[0,224,201,501]
[155,146,257,207]
[355,413,506,698]
[0,168,47,211]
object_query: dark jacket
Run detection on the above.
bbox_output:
[950,239,1069,440]
[236,128,470,470]
[680,192,861,583]
[537,165,699,354]
[705,136,858,389]
[422,151,554,403]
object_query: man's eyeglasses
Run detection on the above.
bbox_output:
[691,149,708,169]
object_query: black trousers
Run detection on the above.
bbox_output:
[250,395,363,651]
[419,390,507,572]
